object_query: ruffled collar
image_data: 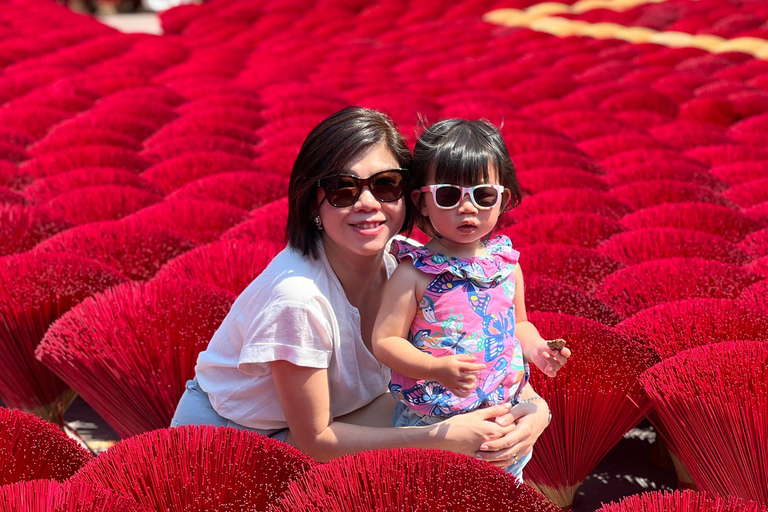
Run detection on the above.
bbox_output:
[391,235,519,285]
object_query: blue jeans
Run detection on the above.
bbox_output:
[171,378,288,443]
[392,401,533,481]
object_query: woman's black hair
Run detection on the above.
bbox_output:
[287,106,413,259]
[410,118,522,238]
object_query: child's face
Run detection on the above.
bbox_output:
[414,165,508,250]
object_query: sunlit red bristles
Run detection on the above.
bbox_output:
[24,168,163,203]
[27,129,143,156]
[618,202,762,243]
[38,185,163,226]
[509,188,632,221]
[710,161,768,187]
[576,133,670,161]
[0,480,151,512]
[740,228,768,260]
[166,171,288,212]
[616,298,768,360]
[597,258,763,317]
[221,197,289,244]
[0,408,92,485]
[21,147,150,179]
[601,160,723,189]
[154,238,282,295]
[609,180,734,210]
[521,243,623,292]
[124,199,249,245]
[722,179,768,209]
[0,204,71,256]
[639,341,768,503]
[0,251,126,422]
[272,447,559,512]
[595,489,766,512]
[71,425,317,511]
[516,167,607,195]
[36,279,234,438]
[35,219,196,281]
[140,151,256,195]
[521,312,659,509]
[597,227,751,266]
[499,213,625,249]
[524,274,624,326]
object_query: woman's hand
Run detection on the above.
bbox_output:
[436,403,516,457]
[475,398,550,468]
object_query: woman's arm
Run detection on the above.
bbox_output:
[271,359,514,462]
[372,264,485,396]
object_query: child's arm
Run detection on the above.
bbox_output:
[372,262,486,398]
[512,263,571,377]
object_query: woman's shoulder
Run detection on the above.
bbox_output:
[237,247,332,309]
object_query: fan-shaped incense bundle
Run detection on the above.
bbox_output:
[521,243,624,293]
[124,199,249,245]
[72,425,317,511]
[166,171,288,212]
[597,258,762,316]
[24,167,163,203]
[524,274,624,326]
[39,185,162,226]
[220,197,289,244]
[34,219,196,281]
[616,298,768,359]
[271,447,560,512]
[140,151,256,195]
[0,251,126,421]
[598,227,750,266]
[520,312,659,509]
[639,341,768,502]
[608,180,732,210]
[510,188,632,221]
[36,279,234,438]
[595,489,766,512]
[499,213,625,248]
[619,202,761,243]
[0,480,151,512]
[0,408,92,485]
[154,238,282,295]
[21,146,150,178]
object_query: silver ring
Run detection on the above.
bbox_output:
[511,453,519,464]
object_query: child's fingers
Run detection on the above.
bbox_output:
[459,362,486,373]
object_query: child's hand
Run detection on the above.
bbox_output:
[430,354,486,398]
[530,340,571,378]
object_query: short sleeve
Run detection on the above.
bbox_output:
[238,300,334,376]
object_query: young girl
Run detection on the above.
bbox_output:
[372,118,571,481]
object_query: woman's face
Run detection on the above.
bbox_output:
[317,144,406,260]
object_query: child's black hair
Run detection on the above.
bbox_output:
[410,118,522,237]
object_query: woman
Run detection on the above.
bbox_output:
[172,106,551,467]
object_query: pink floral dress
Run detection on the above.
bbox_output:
[389,235,528,418]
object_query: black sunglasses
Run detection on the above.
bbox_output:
[318,168,408,207]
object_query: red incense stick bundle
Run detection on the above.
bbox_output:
[123,199,249,245]
[499,214,625,249]
[596,258,762,316]
[24,168,163,203]
[0,204,71,256]
[522,312,659,509]
[154,238,282,295]
[36,279,233,438]
[220,197,289,244]
[140,152,256,195]
[616,298,768,359]
[597,227,750,266]
[0,480,151,512]
[34,219,196,281]
[72,425,317,512]
[595,489,766,512]
[166,171,288,212]
[0,251,126,422]
[0,408,92,485]
[639,341,768,502]
[271,448,559,512]
[524,274,624,326]
[39,186,162,226]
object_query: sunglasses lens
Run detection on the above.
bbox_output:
[473,186,499,208]
[325,176,360,207]
[434,186,462,208]
[371,171,404,202]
